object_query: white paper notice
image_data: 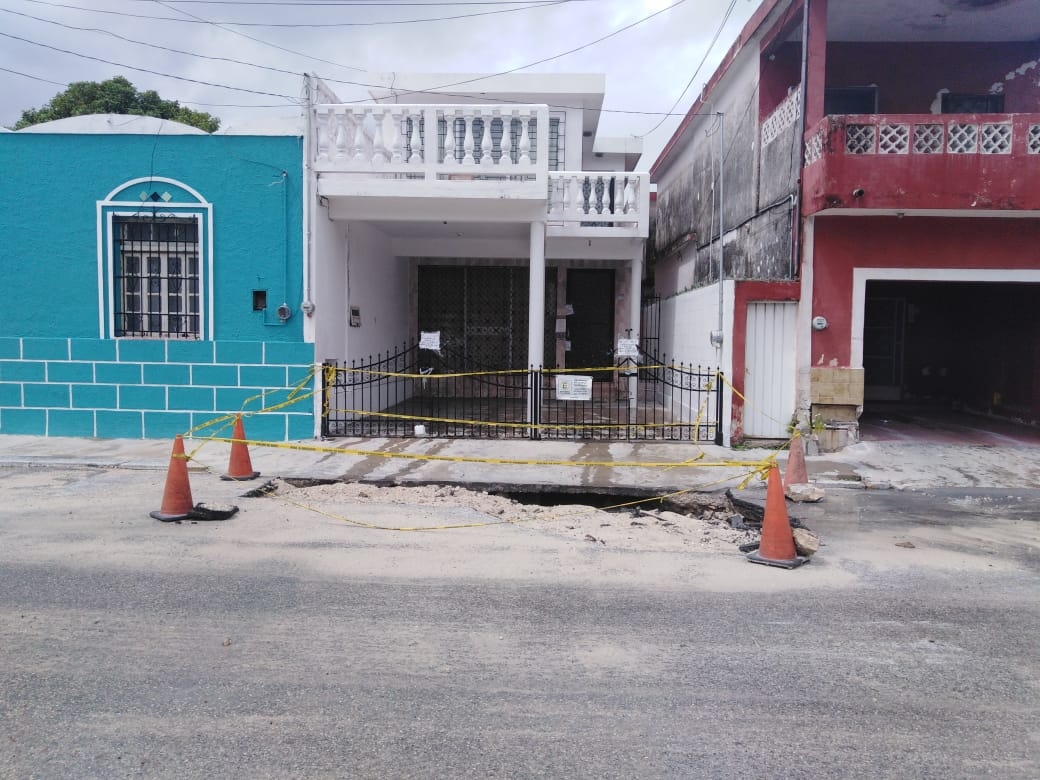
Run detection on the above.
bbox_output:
[419,331,441,351]
[616,338,640,359]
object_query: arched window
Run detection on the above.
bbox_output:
[98,177,213,340]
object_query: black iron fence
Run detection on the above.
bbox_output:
[322,342,722,442]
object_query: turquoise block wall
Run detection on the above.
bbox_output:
[0,132,315,440]
[0,336,314,439]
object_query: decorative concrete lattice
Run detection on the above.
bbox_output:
[947,123,979,154]
[878,123,910,154]
[1029,124,1040,154]
[761,87,801,146]
[979,123,1012,154]
[913,124,945,154]
[845,124,876,154]
[804,131,824,165]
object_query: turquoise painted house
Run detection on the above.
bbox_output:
[0,115,314,441]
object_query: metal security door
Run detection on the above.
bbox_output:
[743,301,797,438]
[566,269,614,374]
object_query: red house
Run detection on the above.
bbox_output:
[650,0,1040,448]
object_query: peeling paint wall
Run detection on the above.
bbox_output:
[653,76,795,292]
[759,108,800,207]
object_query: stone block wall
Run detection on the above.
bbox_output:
[0,337,314,440]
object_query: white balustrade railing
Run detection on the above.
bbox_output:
[547,172,647,226]
[313,103,549,182]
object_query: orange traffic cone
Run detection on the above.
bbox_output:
[746,463,809,569]
[150,435,195,522]
[785,430,809,487]
[221,415,259,481]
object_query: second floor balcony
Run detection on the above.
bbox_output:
[313,103,648,237]
[801,112,1040,215]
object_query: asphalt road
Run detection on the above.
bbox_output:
[1,465,1038,779]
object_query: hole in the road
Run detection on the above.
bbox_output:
[491,490,657,510]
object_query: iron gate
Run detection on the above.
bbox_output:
[322,342,722,442]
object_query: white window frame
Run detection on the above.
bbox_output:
[97,177,214,340]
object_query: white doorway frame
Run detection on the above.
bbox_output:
[851,268,1040,368]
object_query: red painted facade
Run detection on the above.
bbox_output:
[811,216,1040,367]
[796,9,1040,428]
[811,217,1040,424]
[653,0,1040,441]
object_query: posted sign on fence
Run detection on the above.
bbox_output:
[555,374,593,401]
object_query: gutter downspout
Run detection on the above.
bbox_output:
[792,0,810,279]
[794,0,813,428]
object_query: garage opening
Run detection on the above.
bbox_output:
[862,280,1039,428]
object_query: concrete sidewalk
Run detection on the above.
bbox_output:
[3,432,1039,491]
[0,434,781,495]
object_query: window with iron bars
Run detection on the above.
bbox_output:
[114,215,200,339]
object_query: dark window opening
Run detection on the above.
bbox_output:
[824,86,878,115]
[941,93,1004,114]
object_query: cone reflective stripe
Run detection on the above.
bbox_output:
[785,430,809,487]
[221,415,260,481]
[150,435,194,522]
[746,463,809,569]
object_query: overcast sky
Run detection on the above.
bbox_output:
[0,0,759,163]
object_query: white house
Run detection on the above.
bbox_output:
[302,73,693,441]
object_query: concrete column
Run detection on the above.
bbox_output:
[804,0,829,127]
[527,221,546,432]
[627,247,644,409]
[527,221,546,370]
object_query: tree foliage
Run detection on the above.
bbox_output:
[13,76,220,132]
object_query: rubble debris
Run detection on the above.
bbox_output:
[785,483,826,503]
[792,527,821,556]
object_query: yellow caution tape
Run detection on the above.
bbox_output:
[186,433,772,471]
[715,370,789,431]
[328,363,678,380]
[323,406,716,434]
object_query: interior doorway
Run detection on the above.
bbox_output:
[861,280,1039,423]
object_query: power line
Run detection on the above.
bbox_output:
[0,61,298,108]
[0,6,326,81]
[639,0,739,138]
[0,64,67,87]
[15,0,575,27]
[0,29,300,100]
[399,0,689,93]
[145,0,366,73]
[3,0,726,124]
[134,0,589,5]
[3,0,697,118]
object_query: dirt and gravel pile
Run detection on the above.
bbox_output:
[262,479,762,553]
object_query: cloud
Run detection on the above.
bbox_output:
[0,0,757,163]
